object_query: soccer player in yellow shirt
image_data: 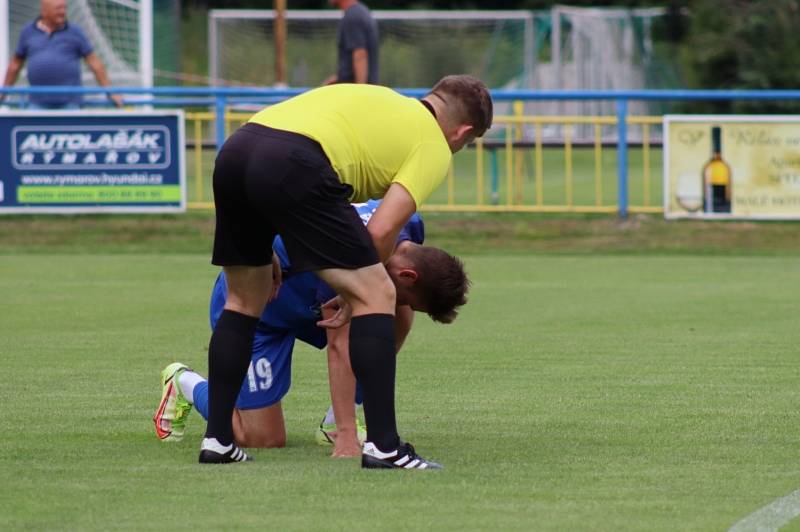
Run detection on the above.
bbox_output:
[199,75,492,469]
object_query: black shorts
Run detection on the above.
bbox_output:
[211,123,379,272]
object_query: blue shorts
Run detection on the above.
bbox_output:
[210,272,327,411]
[235,328,294,410]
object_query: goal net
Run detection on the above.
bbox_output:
[529,6,670,141]
[209,9,534,90]
[209,7,672,141]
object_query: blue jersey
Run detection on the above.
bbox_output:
[15,21,93,105]
[210,200,424,350]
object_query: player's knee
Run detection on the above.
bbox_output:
[223,266,273,317]
[225,292,268,318]
[253,433,286,449]
[233,411,286,449]
[236,425,286,449]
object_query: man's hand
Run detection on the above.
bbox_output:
[269,252,282,303]
[317,296,352,329]
[2,56,25,99]
[84,53,122,108]
[331,428,362,458]
[322,74,338,86]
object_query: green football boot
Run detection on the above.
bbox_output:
[153,362,193,442]
[315,416,367,446]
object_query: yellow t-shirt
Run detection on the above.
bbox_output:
[248,84,452,206]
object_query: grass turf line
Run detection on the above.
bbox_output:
[1,254,799,530]
[1,211,799,256]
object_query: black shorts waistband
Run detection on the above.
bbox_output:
[240,122,328,160]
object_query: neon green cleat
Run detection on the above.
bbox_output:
[315,421,336,446]
[153,362,193,442]
[315,417,367,446]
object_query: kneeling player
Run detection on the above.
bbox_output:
[153,200,469,457]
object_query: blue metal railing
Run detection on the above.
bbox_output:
[4,85,800,217]
[615,100,629,218]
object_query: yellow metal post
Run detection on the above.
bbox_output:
[194,117,203,204]
[513,101,525,204]
[535,122,543,206]
[447,160,455,205]
[565,124,573,208]
[476,138,484,205]
[594,122,602,207]
[505,123,513,205]
[642,124,651,207]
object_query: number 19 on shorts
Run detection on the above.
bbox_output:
[246,358,273,392]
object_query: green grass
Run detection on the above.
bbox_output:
[2,211,799,256]
[2,253,800,530]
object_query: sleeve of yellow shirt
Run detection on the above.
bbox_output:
[391,141,452,208]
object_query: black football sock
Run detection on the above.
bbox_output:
[348,313,399,452]
[204,309,259,446]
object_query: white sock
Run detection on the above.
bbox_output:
[322,404,363,426]
[178,370,205,404]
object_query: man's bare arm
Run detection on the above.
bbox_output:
[324,303,414,457]
[1,56,25,102]
[84,52,122,107]
[395,305,414,351]
[323,308,361,457]
[367,184,417,263]
[352,48,368,84]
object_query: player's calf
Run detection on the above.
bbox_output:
[233,407,286,448]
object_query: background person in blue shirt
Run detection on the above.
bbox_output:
[0,0,123,109]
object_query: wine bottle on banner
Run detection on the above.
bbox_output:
[702,126,732,213]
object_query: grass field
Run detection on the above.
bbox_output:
[2,222,800,529]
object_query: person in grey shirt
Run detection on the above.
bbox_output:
[324,0,379,85]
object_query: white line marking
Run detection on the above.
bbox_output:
[729,489,800,532]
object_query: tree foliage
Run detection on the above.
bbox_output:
[677,0,800,111]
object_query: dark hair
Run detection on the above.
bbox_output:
[411,246,470,324]
[429,75,493,137]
